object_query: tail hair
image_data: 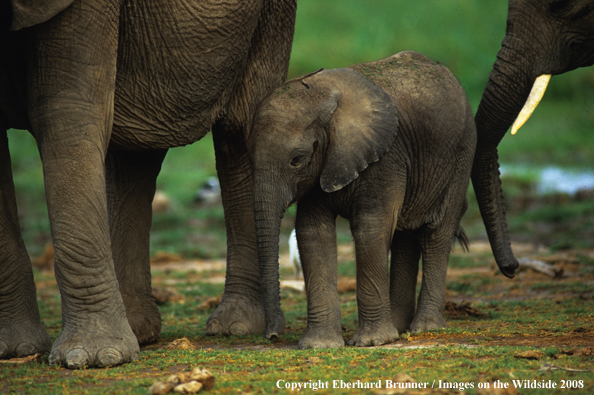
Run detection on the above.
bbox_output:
[454,226,469,252]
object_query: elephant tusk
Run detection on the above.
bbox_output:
[511,74,551,135]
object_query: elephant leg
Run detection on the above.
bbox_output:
[206,124,283,336]
[0,130,52,359]
[106,149,167,345]
[296,200,343,349]
[348,215,399,347]
[389,231,421,333]
[409,227,453,333]
[27,0,138,368]
[201,0,294,337]
[39,138,138,369]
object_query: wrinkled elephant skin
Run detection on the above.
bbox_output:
[0,0,296,368]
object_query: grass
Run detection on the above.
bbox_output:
[2,251,593,394]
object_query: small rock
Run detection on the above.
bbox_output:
[165,337,195,351]
[149,367,215,394]
[166,375,183,385]
[174,381,203,394]
[149,381,175,395]
[189,367,215,390]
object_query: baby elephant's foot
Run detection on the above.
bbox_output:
[49,318,139,369]
[0,321,52,359]
[409,313,446,334]
[347,321,399,347]
[299,327,344,350]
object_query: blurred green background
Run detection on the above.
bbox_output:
[6,0,594,259]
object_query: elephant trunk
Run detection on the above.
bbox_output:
[472,43,538,278]
[253,174,289,340]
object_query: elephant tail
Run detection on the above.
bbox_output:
[453,226,470,253]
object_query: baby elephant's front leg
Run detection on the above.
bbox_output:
[349,224,399,347]
[297,203,344,350]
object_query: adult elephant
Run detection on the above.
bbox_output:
[0,0,296,368]
[473,0,594,277]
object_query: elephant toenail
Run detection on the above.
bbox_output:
[16,342,36,357]
[65,348,90,369]
[228,322,248,336]
[206,320,222,336]
[97,348,124,367]
[48,350,62,366]
[0,341,8,358]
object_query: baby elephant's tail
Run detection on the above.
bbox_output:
[454,226,470,252]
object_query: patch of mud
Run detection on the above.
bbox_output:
[445,301,489,319]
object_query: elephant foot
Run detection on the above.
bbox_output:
[49,315,139,369]
[206,295,285,337]
[409,312,446,334]
[299,327,344,350]
[347,321,399,347]
[122,292,161,345]
[391,309,415,334]
[0,320,52,359]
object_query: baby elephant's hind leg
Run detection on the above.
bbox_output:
[409,228,453,333]
[389,231,421,333]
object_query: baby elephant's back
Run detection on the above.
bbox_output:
[350,52,475,228]
[349,51,474,146]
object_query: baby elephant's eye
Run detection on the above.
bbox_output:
[290,155,306,167]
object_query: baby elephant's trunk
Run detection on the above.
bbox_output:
[253,178,287,340]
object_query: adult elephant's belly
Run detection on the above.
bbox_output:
[109,93,215,151]
[109,0,261,151]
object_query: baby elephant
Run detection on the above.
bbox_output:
[249,51,476,348]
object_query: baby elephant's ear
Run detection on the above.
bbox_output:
[307,68,399,193]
